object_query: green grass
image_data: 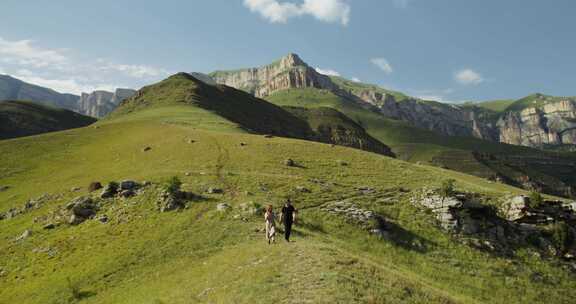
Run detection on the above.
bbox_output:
[266,88,576,198]
[469,99,515,112]
[505,93,575,112]
[0,100,96,140]
[2,90,576,303]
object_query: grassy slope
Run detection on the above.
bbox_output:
[2,102,575,303]
[0,100,96,140]
[471,99,515,112]
[266,89,576,196]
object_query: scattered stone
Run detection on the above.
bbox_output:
[239,202,262,216]
[295,186,311,193]
[88,182,103,192]
[357,186,376,195]
[98,215,109,223]
[240,142,247,146]
[142,146,152,152]
[142,181,152,187]
[284,158,296,167]
[336,160,348,166]
[43,223,56,230]
[120,190,136,198]
[206,187,224,194]
[70,187,82,192]
[0,185,9,192]
[120,180,140,191]
[217,203,231,212]
[15,229,32,241]
[100,182,119,199]
[185,172,191,176]
[67,197,98,225]
[187,139,196,144]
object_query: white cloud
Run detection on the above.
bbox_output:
[0,37,68,68]
[0,36,170,94]
[314,67,340,76]
[243,0,350,26]
[371,57,393,74]
[455,69,484,86]
[351,77,361,82]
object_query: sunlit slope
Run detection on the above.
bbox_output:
[1,83,574,304]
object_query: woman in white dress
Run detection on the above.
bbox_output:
[264,205,277,244]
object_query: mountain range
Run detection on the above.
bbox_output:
[0,74,135,118]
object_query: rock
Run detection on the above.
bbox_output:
[43,223,56,230]
[206,187,223,194]
[142,146,152,152]
[69,214,85,225]
[98,215,109,223]
[120,190,136,198]
[70,187,82,192]
[240,142,247,146]
[264,135,274,138]
[159,197,181,212]
[77,88,136,118]
[284,158,296,167]
[217,203,231,212]
[0,185,9,192]
[15,229,32,241]
[185,172,191,176]
[88,182,103,192]
[295,186,311,193]
[67,197,98,220]
[120,180,139,191]
[336,160,348,166]
[100,182,119,198]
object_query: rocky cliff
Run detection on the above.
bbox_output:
[209,53,339,98]
[77,88,136,118]
[208,54,576,149]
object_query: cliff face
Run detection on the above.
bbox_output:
[0,75,79,110]
[77,88,136,118]
[209,54,576,149]
[497,99,576,147]
[210,53,339,98]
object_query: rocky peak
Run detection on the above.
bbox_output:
[277,53,306,68]
[77,88,136,118]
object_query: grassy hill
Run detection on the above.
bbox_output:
[266,88,576,198]
[470,99,515,112]
[1,81,576,303]
[0,100,96,140]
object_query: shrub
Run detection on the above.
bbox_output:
[164,176,182,196]
[528,191,544,209]
[551,222,574,254]
[439,179,456,198]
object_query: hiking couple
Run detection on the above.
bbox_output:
[264,199,298,244]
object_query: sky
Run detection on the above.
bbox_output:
[1,0,575,103]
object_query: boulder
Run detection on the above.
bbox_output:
[284,159,296,167]
[15,229,32,241]
[120,180,140,191]
[120,190,136,198]
[502,196,529,221]
[142,146,152,152]
[88,182,103,192]
[100,182,119,198]
[206,187,224,194]
[43,223,56,230]
[98,215,109,223]
[0,185,9,192]
[217,203,231,212]
[69,214,85,225]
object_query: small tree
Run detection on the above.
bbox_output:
[164,176,182,196]
[528,191,544,209]
[551,222,574,255]
[439,179,456,198]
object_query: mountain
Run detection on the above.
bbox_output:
[0,100,96,140]
[0,74,135,118]
[77,88,136,118]
[209,54,576,198]
[0,74,79,110]
[111,73,394,156]
[1,69,576,303]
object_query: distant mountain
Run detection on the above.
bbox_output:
[0,74,79,110]
[77,88,136,118]
[0,100,96,140]
[209,53,576,150]
[0,74,135,118]
[112,72,394,156]
[210,54,576,198]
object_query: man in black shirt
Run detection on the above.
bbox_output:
[280,199,298,242]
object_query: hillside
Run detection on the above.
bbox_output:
[266,88,576,198]
[111,73,393,156]
[471,99,515,112]
[1,85,576,303]
[0,100,97,140]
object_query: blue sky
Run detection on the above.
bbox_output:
[1,0,575,102]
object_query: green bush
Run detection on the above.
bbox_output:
[551,222,574,254]
[164,176,182,195]
[439,179,456,198]
[528,191,544,209]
